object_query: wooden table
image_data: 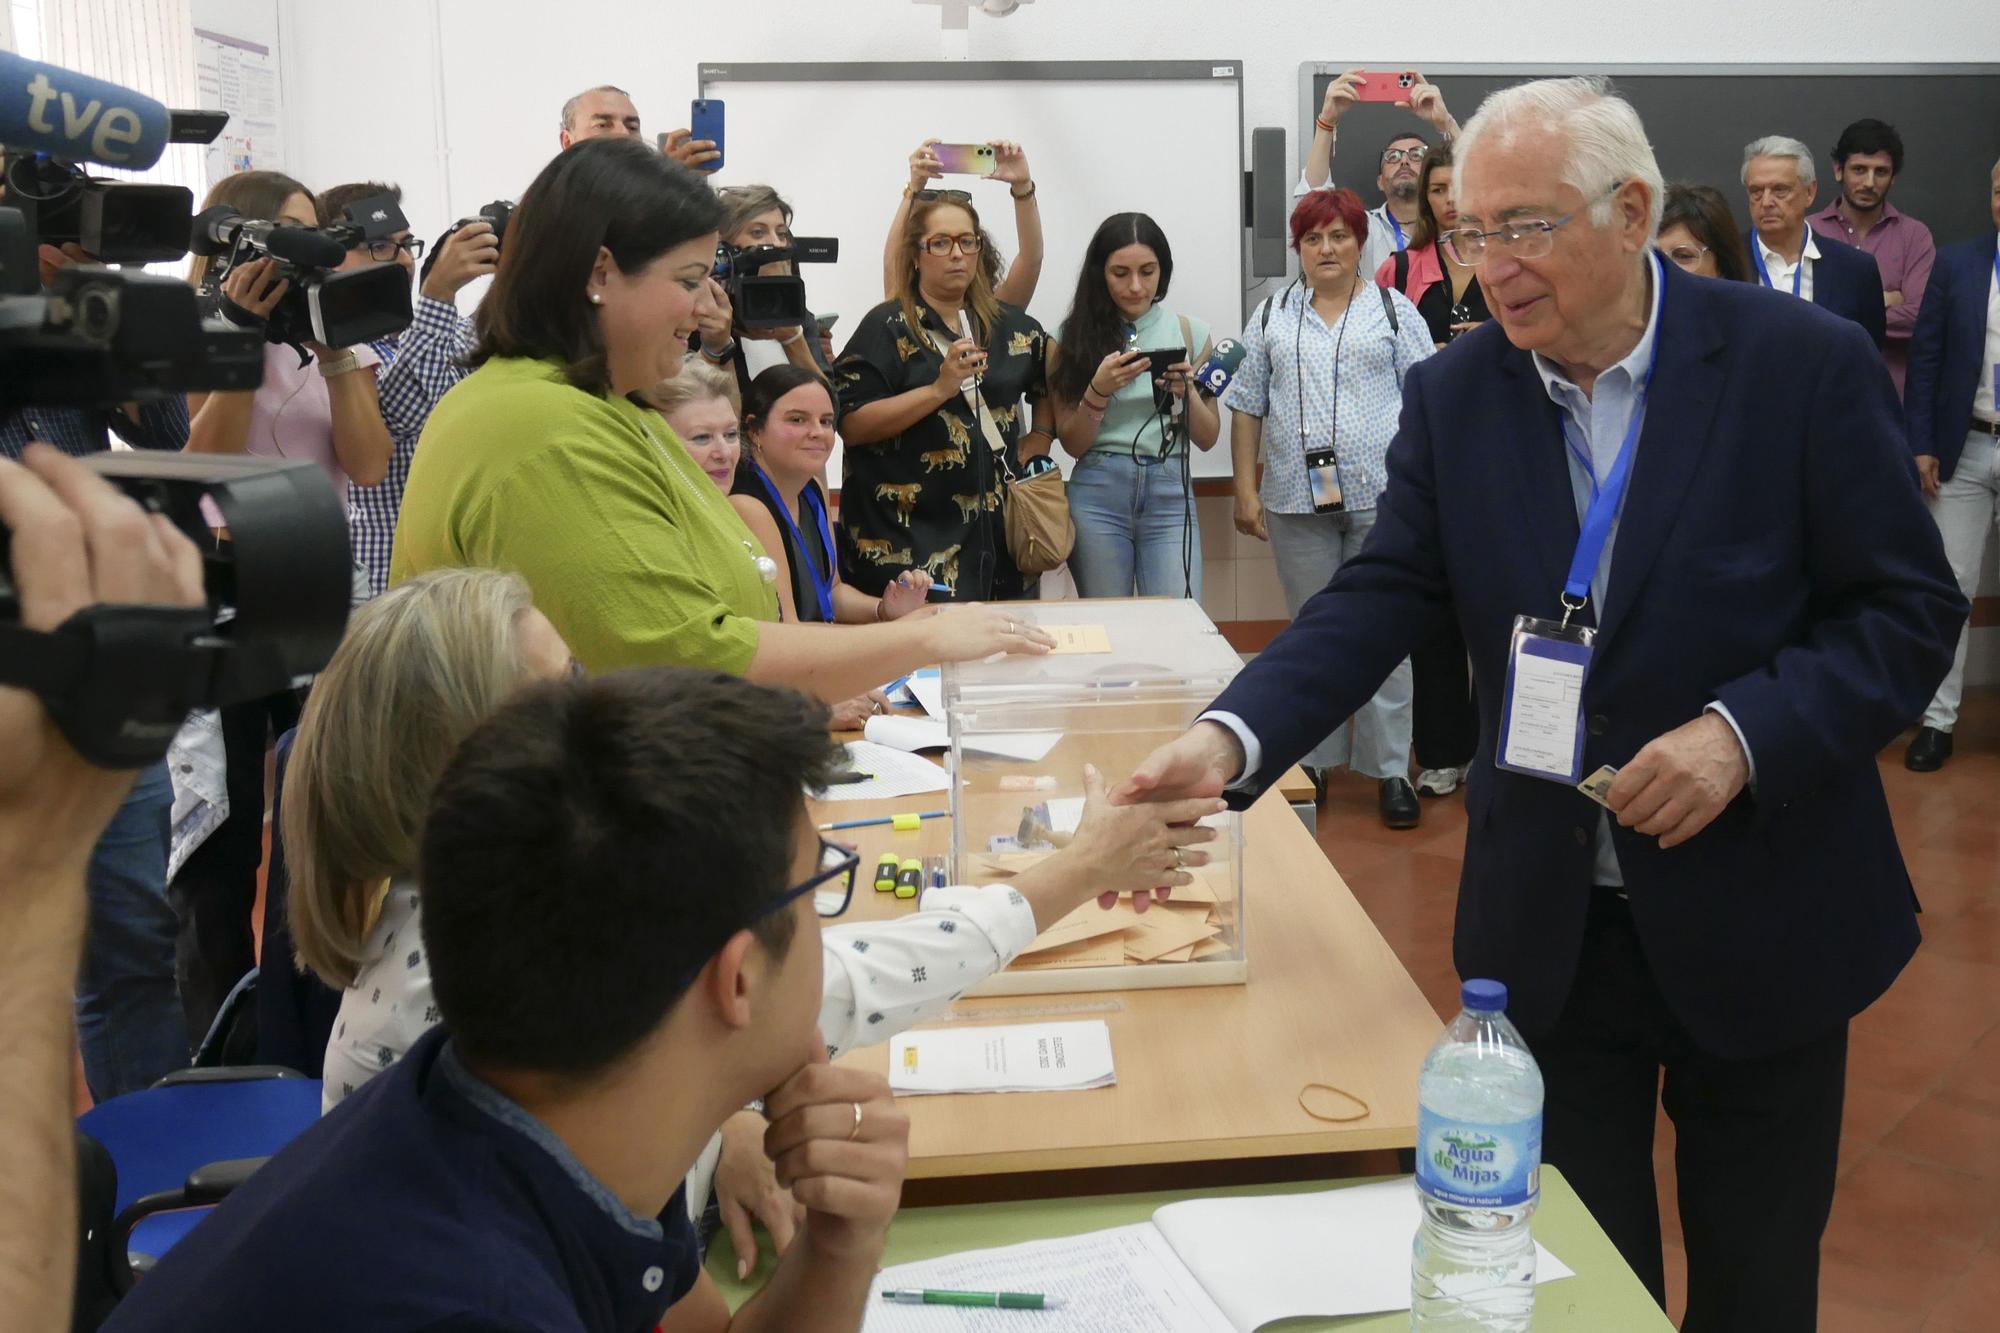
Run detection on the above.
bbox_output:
[817,744,1441,1189]
[708,1166,1675,1331]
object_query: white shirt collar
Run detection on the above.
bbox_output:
[1531,251,1665,404]
[1755,227,1820,270]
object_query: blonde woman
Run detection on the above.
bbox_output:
[648,360,744,488]
[835,191,1055,602]
[284,569,573,1109]
[281,571,1216,1270]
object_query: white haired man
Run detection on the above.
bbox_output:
[1121,77,1963,1332]
[1742,134,1887,345]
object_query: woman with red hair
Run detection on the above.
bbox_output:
[1222,188,1437,827]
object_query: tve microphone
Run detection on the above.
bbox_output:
[0,50,171,169]
[1192,338,1248,399]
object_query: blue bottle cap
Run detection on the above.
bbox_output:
[1461,978,1508,1012]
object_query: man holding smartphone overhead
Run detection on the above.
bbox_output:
[1300,69,1460,283]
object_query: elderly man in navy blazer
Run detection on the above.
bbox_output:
[1742,134,1889,345]
[1901,157,2000,772]
[1121,78,1963,1333]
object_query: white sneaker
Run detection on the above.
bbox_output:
[1415,767,1464,797]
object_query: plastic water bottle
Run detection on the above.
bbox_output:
[1411,978,1544,1331]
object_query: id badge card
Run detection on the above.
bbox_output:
[1304,447,1345,513]
[1496,615,1596,784]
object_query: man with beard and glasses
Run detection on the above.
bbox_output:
[1809,118,1937,396]
[1299,68,1459,283]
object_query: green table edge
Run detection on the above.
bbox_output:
[707,1165,1672,1330]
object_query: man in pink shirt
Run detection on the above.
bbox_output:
[1809,118,1937,396]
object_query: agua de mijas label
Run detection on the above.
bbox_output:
[1415,1110,1542,1209]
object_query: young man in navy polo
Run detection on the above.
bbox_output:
[103,669,908,1333]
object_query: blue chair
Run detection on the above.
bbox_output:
[74,1067,322,1301]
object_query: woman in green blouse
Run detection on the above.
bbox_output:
[393,138,1050,695]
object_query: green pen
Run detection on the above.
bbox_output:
[880,1288,1064,1310]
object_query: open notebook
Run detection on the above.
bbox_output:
[863,1179,1572,1331]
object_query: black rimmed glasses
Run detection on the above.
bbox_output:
[920,234,982,258]
[1381,146,1428,165]
[760,839,861,921]
[365,235,425,263]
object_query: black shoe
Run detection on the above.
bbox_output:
[1904,727,1953,772]
[1380,777,1421,829]
[1306,765,1329,808]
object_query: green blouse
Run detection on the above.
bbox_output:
[390,356,780,674]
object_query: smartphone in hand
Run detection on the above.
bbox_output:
[1351,71,1419,103]
[689,99,725,171]
[932,143,997,177]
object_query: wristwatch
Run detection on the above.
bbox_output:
[316,352,360,378]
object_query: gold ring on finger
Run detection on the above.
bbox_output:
[847,1101,864,1141]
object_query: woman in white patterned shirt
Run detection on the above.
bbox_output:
[283,566,1216,1270]
[1224,188,1437,830]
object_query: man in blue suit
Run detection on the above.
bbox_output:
[1121,79,1963,1333]
[1742,135,1888,346]
[1901,158,2000,772]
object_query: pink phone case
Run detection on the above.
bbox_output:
[1352,71,1419,103]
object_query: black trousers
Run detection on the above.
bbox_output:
[1527,893,1846,1333]
[168,688,303,1046]
[1410,618,1477,772]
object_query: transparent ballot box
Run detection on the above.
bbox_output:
[944,598,1248,995]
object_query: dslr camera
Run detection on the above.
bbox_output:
[712,235,838,330]
[192,190,413,349]
[420,198,512,289]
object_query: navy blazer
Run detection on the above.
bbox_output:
[1211,262,1964,1060]
[1905,233,1998,481]
[1745,227,1888,346]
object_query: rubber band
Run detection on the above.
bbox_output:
[1297,1083,1372,1123]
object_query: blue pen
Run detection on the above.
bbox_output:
[816,810,949,833]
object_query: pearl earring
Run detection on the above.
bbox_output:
[589,293,603,305]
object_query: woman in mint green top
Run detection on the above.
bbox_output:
[1047,214,1220,600]
[392,137,1047,699]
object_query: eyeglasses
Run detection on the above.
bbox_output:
[1441,212,1580,266]
[759,839,861,921]
[920,234,982,257]
[1381,147,1428,165]
[1660,243,1711,271]
[913,188,973,204]
[365,235,425,263]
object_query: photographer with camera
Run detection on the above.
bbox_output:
[0,209,197,1104]
[177,170,396,1040]
[696,185,833,395]
[317,181,497,597]
[0,443,205,1332]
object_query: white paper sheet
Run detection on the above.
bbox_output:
[889,1021,1116,1095]
[908,673,946,720]
[862,716,1063,763]
[818,741,950,802]
[1150,1179,1574,1329]
[864,1224,1233,1333]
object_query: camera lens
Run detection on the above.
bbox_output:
[71,283,121,344]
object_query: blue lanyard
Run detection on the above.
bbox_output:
[1752,238,1803,296]
[751,464,835,622]
[1559,253,1666,627]
[1388,209,1406,252]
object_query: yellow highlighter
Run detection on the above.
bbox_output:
[895,858,922,899]
[874,852,900,894]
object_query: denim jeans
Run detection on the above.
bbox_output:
[75,761,190,1099]
[1065,450,1202,600]
[1921,432,1999,731]
[1265,508,1414,779]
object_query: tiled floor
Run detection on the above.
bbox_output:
[1322,690,2000,1331]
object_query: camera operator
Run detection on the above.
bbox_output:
[695,185,832,396]
[0,204,196,1103]
[317,181,496,597]
[177,170,395,1041]
[0,444,205,1333]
